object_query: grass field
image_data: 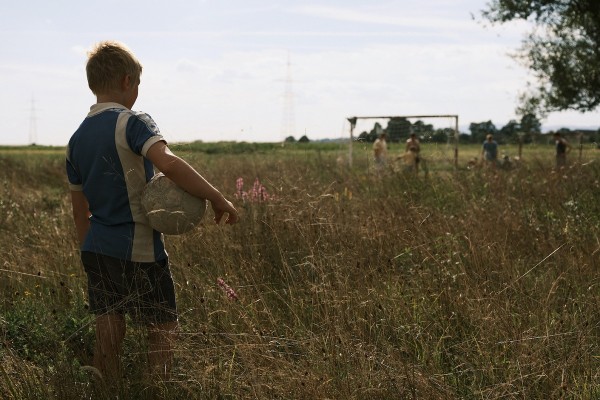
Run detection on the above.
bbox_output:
[0,142,598,399]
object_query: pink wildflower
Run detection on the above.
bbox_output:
[217,277,238,301]
[235,177,274,203]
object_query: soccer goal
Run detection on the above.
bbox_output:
[346,114,459,168]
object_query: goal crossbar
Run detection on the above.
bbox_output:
[348,114,458,121]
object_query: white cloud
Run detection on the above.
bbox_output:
[292,4,468,30]
[175,58,201,74]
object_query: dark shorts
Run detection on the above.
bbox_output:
[81,251,178,324]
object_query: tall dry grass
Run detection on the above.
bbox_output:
[0,144,598,399]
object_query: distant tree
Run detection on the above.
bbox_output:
[412,120,434,138]
[284,136,296,143]
[430,128,450,143]
[367,122,383,142]
[520,113,542,143]
[386,117,411,143]
[459,133,471,143]
[358,127,378,142]
[298,135,310,143]
[469,120,497,143]
[481,0,600,115]
[499,119,520,143]
[520,113,541,133]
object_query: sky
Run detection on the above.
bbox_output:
[1,0,599,146]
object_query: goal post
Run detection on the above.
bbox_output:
[346,114,459,168]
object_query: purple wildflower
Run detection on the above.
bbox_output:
[217,277,238,301]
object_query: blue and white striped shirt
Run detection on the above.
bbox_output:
[66,103,167,262]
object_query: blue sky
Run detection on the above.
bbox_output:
[1,0,598,145]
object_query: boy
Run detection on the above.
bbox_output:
[405,133,421,174]
[481,133,498,168]
[405,133,421,154]
[66,41,239,381]
[372,131,388,170]
[553,132,571,168]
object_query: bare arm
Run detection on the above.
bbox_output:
[70,190,91,245]
[146,141,239,224]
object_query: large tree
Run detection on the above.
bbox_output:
[386,117,411,143]
[520,113,541,135]
[469,120,497,143]
[357,122,383,143]
[481,0,600,115]
[412,120,434,138]
[499,119,520,143]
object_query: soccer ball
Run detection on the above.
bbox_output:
[141,173,207,235]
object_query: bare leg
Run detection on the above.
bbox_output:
[147,321,178,380]
[93,314,126,381]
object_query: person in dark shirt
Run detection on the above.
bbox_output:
[481,134,498,168]
[553,132,571,169]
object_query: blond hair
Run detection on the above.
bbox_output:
[86,41,143,95]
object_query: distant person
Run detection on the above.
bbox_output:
[499,154,513,170]
[404,133,421,173]
[373,132,388,170]
[553,132,571,168]
[405,133,421,154]
[399,147,420,174]
[66,41,239,384]
[481,134,498,168]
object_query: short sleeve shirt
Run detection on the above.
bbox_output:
[482,140,498,160]
[556,139,567,155]
[406,138,420,152]
[373,138,387,159]
[66,103,167,262]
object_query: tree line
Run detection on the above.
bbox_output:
[354,114,600,145]
[283,113,600,144]
[352,113,544,144]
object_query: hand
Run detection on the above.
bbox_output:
[212,198,240,225]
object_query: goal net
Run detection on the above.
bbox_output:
[345,115,459,170]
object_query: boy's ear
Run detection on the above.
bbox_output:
[121,75,132,90]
